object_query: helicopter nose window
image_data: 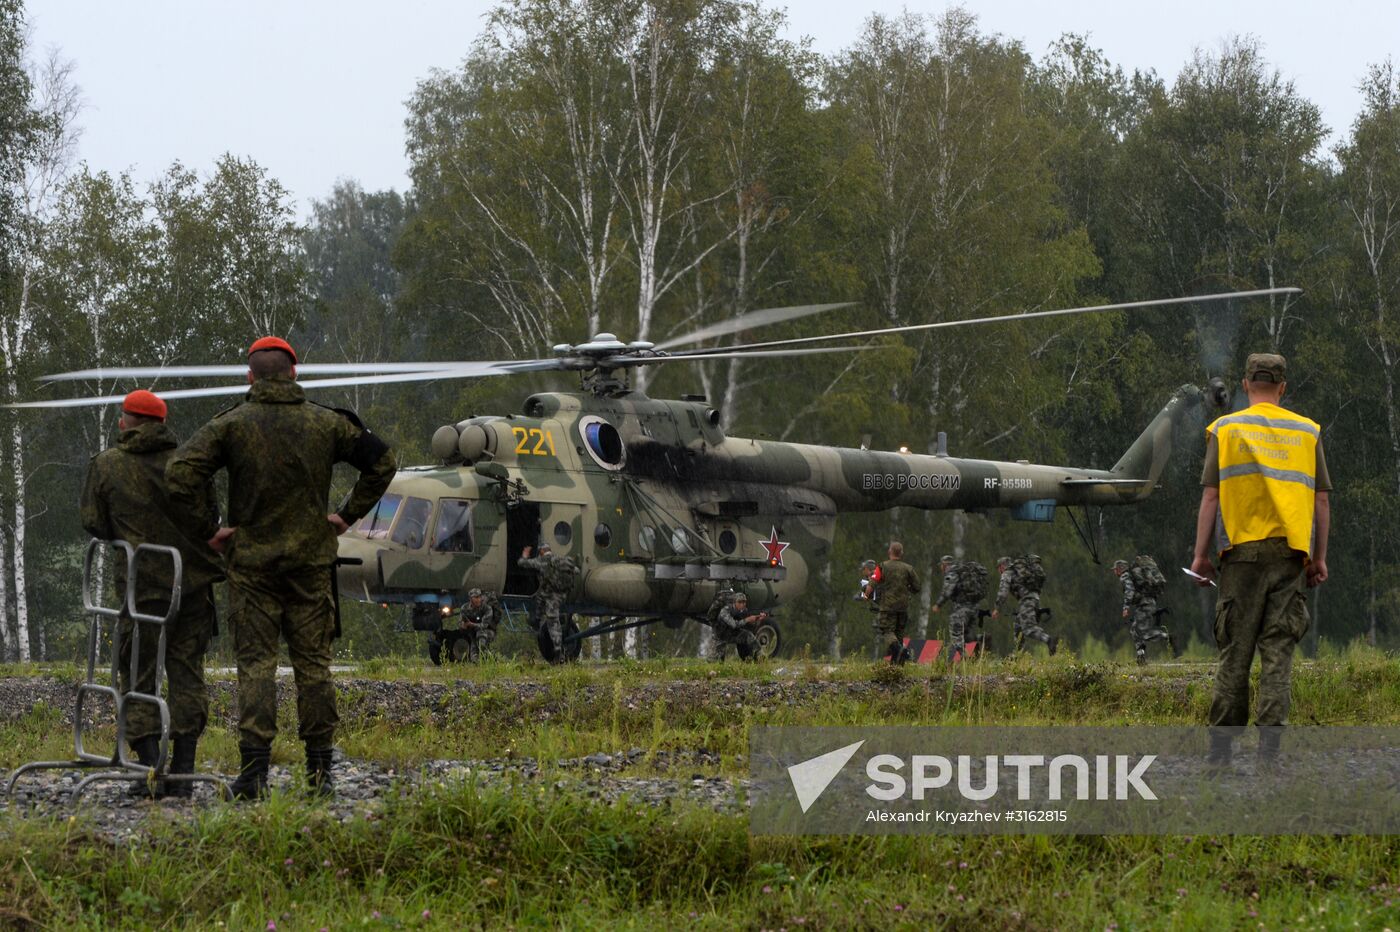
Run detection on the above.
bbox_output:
[553,521,573,548]
[432,499,474,553]
[391,496,433,550]
[594,523,612,548]
[354,493,402,540]
[579,416,625,469]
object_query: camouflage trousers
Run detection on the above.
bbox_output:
[874,609,909,658]
[1128,601,1171,654]
[230,567,338,749]
[535,591,567,656]
[945,603,981,659]
[464,626,495,662]
[119,587,217,742]
[712,622,760,660]
[1015,595,1051,648]
[1209,539,1309,727]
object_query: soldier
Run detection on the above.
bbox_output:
[932,555,988,662]
[1190,352,1330,767]
[519,542,579,662]
[1114,557,1174,665]
[166,337,397,799]
[458,588,499,662]
[875,541,920,663]
[993,555,1058,655]
[80,390,224,799]
[712,590,766,660]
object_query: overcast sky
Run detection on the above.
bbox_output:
[25,0,1400,215]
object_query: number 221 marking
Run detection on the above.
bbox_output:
[513,427,557,457]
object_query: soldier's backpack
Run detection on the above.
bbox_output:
[706,589,737,626]
[1131,557,1166,598]
[1019,558,1046,594]
[955,562,989,602]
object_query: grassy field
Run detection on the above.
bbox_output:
[1,646,1398,929]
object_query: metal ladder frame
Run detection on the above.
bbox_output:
[6,538,229,801]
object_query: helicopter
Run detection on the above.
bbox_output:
[14,288,1295,661]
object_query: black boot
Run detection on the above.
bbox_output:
[164,735,198,799]
[306,746,335,798]
[1047,635,1060,656]
[1206,729,1235,770]
[1257,727,1283,772]
[228,744,270,801]
[126,735,165,799]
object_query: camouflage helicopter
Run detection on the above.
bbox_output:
[17,288,1293,661]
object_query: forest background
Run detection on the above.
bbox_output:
[3,0,1398,662]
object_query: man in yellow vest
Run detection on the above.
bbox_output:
[1189,353,1331,766]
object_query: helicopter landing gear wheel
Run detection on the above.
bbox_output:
[537,617,583,663]
[753,620,781,659]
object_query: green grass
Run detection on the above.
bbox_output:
[1,781,1398,930]
[2,648,1398,929]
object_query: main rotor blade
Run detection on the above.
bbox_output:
[687,288,1305,354]
[38,361,515,382]
[606,344,874,367]
[6,361,558,410]
[653,302,856,350]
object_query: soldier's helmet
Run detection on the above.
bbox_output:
[996,555,1010,568]
[860,559,877,570]
[467,587,484,599]
[537,542,552,554]
[940,554,955,565]
[733,591,749,605]
[1111,560,1129,572]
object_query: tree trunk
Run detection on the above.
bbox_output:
[0,524,11,662]
[6,408,29,662]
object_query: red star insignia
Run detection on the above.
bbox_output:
[759,527,789,567]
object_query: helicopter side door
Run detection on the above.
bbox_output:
[376,495,505,595]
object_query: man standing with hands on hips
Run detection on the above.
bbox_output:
[1190,352,1331,767]
[166,337,397,799]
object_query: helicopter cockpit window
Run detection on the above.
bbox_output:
[432,499,473,553]
[390,496,433,550]
[354,493,402,540]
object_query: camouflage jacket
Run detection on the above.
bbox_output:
[519,552,579,596]
[997,558,1043,604]
[876,559,920,612]
[1121,565,1161,611]
[717,604,757,631]
[936,562,985,607]
[460,599,499,631]
[165,377,397,575]
[80,421,224,605]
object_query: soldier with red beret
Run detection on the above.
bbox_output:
[81,389,224,798]
[166,336,397,799]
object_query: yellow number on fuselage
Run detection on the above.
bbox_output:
[512,426,557,457]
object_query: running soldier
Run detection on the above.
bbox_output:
[875,541,920,663]
[519,543,578,662]
[1114,557,1174,665]
[710,590,765,660]
[994,555,1058,655]
[932,555,988,661]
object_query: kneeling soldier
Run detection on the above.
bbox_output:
[459,588,499,662]
[714,591,765,660]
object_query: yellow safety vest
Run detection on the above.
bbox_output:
[1208,402,1319,556]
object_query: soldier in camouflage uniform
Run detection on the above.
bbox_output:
[932,555,987,662]
[712,590,765,660]
[166,337,397,799]
[1113,557,1174,665]
[994,555,1058,655]
[519,543,579,662]
[80,390,224,798]
[457,588,499,662]
[874,541,920,663]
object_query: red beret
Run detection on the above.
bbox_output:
[247,336,298,364]
[122,389,167,420]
